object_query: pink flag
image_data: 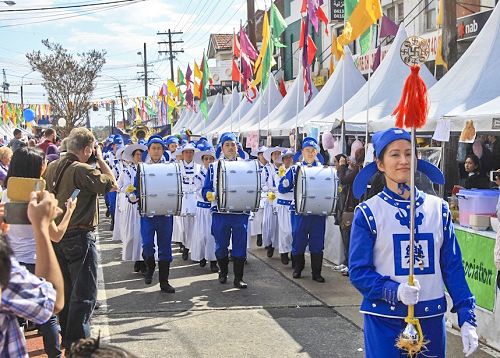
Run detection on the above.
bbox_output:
[239,26,258,61]
[372,46,381,72]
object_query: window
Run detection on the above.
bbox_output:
[425,0,436,30]
[397,2,404,24]
[386,5,396,22]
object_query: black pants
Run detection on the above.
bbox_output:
[339,224,352,266]
[53,231,97,348]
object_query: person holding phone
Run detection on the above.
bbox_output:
[44,128,116,349]
[1,147,77,357]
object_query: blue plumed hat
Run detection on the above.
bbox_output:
[164,135,180,146]
[293,137,324,164]
[215,132,246,159]
[352,128,445,199]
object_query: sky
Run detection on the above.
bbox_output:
[0,0,267,126]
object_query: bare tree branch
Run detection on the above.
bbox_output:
[26,39,106,135]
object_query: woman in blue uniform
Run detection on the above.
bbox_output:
[349,128,478,357]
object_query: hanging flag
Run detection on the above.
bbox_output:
[185,64,192,85]
[240,26,258,61]
[233,32,241,58]
[269,2,287,48]
[199,52,210,121]
[372,45,381,72]
[177,67,185,86]
[379,15,399,38]
[232,59,242,82]
[194,61,203,98]
[253,11,273,89]
[435,0,448,70]
[279,78,287,97]
[329,32,337,75]
[307,35,317,65]
[301,14,314,103]
[342,0,382,44]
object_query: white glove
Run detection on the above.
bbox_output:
[461,322,478,357]
[397,280,421,305]
[128,193,137,202]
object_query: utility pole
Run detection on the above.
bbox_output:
[157,29,184,81]
[246,0,257,49]
[143,43,148,96]
[443,0,458,69]
[118,84,126,129]
[111,100,116,133]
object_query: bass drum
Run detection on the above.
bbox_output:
[294,165,337,216]
[217,160,261,213]
[138,162,182,216]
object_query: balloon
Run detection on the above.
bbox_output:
[58,117,66,127]
[23,108,35,122]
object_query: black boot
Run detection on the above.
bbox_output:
[228,250,233,262]
[280,253,289,265]
[210,261,219,273]
[144,256,156,285]
[233,258,248,289]
[109,216,114,231]
[199,259,207,267]
[217,257,229,284]
[311,253,325,283]
[133,261,141,272]
[182,247,189,261]
[158,261,175,293]
[256,234,263,247]
[292,254,305,279]
[139,261,147,275]
[266,246,275,258]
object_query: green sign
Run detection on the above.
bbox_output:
[455,228,497,312]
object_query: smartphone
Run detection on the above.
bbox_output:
[70,189,80,201]
[490,170,500,182]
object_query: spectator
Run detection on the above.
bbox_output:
[44,127,116,349]
[0,190,65,357]
[37,128,58,155]
[335,148,365,276]
[46,144,60,163]
[8,129,26,153]
[67,337,138,358]
[463,154,490,189]
[0,146,12,187]
[2,147,78,356]
[488,135,500,169]
[28,139,37,148]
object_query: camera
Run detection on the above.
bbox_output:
[490,170,500,182]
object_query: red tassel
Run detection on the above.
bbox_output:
[392,65,429,129]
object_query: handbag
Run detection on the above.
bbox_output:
[340,185,355,229]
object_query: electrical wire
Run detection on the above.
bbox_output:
[0,0,145,13]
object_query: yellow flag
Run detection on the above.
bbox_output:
[167,95,177,108]
[252,11,271,87]
[436,0,443,26]
[167,80,177,95]
[194,61,202,81]
[342,0,382,45]
[435,34,448,70]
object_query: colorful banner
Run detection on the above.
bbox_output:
[455,227,498,311]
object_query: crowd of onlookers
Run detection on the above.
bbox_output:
[0,127,136,357]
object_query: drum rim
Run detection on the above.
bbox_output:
[216,160,226,212]
[294,165,306,214]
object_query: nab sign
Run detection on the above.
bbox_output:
[457,9,492,41]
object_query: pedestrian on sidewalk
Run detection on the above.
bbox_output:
[278,137,327,283]
[349,128,478,357]
[45,128,116,349]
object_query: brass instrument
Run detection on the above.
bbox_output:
[129,120,152,143]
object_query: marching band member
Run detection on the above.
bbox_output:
[202,132,251,289]
[105,135,124,230]
[261,146,285,258]
[111,147,126,242]
[275,149,295,265]
[349,128,477,357]
[178,143,200,260]
[164,135,180,162]
[119,143,147,274]
[249,146,268,247]
[191,144,218,272]
[135,136,176,293]
[278,137,326,283]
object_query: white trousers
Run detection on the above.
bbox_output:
[190,208,216,261]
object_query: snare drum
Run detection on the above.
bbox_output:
[217,160,261,213]
[181,191,197,216]
[294,165,337,216]
[138,162,182,216]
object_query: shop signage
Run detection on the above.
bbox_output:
[492,118,500,130]
[331,0,344,22]
[457,9,493,41]
[455,228,497,311]
[313,75,326,87]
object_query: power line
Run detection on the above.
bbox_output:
[0,0,145,13]
[171,0,194,31]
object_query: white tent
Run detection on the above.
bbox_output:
[237,73,283,132]
[210,92,259,134]
[173,108,193,132]
[444,96,500,132]
[323,25,437,132]
[292,46,365,130]
[190,93,224,133]
[201,91,242,134]
[421,3,500,131]
[249,72,318,132]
